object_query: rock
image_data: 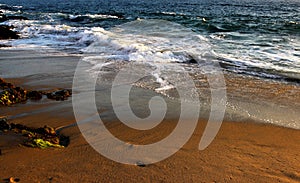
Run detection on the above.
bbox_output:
[49,136,60,144]
[0,25,19,39]
[0,117,10,131]
[136,161,146,167]
[0,13,8,22]
[0,78,72,105]
[0,78,10,87]
[0,44,11,47]
[5,121,70,148]
[59,135,70,147]
[187,54,198,64]
[43,125,56,135]
[0,90,12,105]
[0,78,6,85]
[7,15,28,20]
[1,11,28,22]
[10,123,32,132]
[9,177,20,183]
[46,89,72,101]
[27,90,43,100]
[0,79,28,105]
[0,88,27,106]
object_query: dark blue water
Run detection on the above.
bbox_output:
[0,0,300,81]
[2,0,299,33]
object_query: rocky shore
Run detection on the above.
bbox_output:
[0,78,72,106]
[0,11,28,40]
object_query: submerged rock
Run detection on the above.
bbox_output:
[46,89,72,101]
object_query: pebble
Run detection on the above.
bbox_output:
[136,161,146,167]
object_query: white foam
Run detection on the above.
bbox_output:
[161,12,187,16]
[69,14,120,20]
[212,32,300,77]
[1,17,98,53]
[82,19,215,91]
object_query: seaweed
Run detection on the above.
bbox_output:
[0,117,70,149]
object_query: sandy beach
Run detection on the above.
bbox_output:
[0,49,299,182]
[1,114,300,182]
[1,0,300,181]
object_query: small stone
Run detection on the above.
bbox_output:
[44,125,56,135]
[50,137,60,144]
[46,89,72,101]
[0,117,10,131]
[136,161,146,167]
[8,177,20,183]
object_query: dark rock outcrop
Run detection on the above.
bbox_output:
[0,78,72,106]
[0,12,28,39]
[0,80,27,105]
[0,13,8,22]
[0,25,19,39]
[0,44,11,47]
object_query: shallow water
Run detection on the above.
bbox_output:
[0,0,299,81]
[0,1,299,129]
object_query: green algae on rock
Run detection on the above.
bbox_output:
[0,117,70,149]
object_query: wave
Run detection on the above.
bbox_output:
[2,16,299,83]
[82,19,217,91]
[0,19,96,52]
[84,19,212,63]
[67,13,123,23]
[1,0,299,84]
[0,3,22,11]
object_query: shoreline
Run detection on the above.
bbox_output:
[0,49,299,182]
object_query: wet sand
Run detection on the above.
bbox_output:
[1,105,299,182]
[0,50,300,182]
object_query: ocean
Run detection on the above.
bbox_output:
[0,0,299,128]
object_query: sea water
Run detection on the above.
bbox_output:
[0,0,299,129]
